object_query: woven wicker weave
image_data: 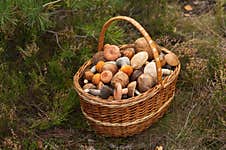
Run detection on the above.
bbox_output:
[73,16,181,137]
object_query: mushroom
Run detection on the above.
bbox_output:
[97,81,104,89]
[105,61,117,65]
[130,68,143,81]
[104,44,121,61]
[134,37,161,59]
[100,70,113,83]
[84,70,94,81]
[111,71,129,88]
[144,61,173,82]
[102,63,118,75]
[137,73,156,92]
[92,73,101,85]
[90,65,96,73]
[96,61,105,73]
[121,48,135,59]
[131,51,149,69]
[92,51,106,65]
[116,57,130,67]
[160,52,166,67]
[83,83,96,90]
[113,82,128,100]
[84,85,113,99]
[120,65,133,76]
[127,81,137,97]
[164,53,179,66]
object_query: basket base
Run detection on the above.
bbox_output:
[82,94,174,137]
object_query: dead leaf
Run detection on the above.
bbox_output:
[184,5,193,11]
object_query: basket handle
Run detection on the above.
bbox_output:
[98,16,163,84]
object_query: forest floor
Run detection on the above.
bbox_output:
[1,0,225,150]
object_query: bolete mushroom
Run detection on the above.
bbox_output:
[84,70,94,81]
[113,82,128,100]
[116,57,130,67]
[130,68,143,81]
[83,83,96,90]
[100,70,113,83]
[144,61,173,82]
[97,81,104,89]
[102,63,118,75]
[104,44,121,61]
[92,73,101,85]
[90,65,96,73]
[137,73,156,92]
[131,51,149,69]
[111,71,129,88]
[84,85,113,99]
[160,52,166,67]
[92,51,106,65]
[127,81,137,97]
[134,37,161,59]
[121,48,135,59]
[164,53,179,66]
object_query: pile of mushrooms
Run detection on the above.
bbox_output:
[82,37,179,100]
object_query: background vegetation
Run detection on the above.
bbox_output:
[0,0,225,149]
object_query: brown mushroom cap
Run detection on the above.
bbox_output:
[130,69,143,81]
[111,71,129,88]
[131,51,149,69]
[83,83,96,90]
[144,61,157,82]
[164,53,179,66]
[134,37,161,59]
[137,73,156,92]
[100,85,113,99]
[104,44,121,61]
[97,81,104,89]
[84,70,94,81]
[160,53,166,67]
[121,48,135,59]
[92,51,106,65]
[127,81,137,97]
[100,70,113,83]
[102,63,118,75]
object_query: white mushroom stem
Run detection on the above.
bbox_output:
[90,66,96,73]
[85,89,101,96]
[105,61,116,65]
[84,79,88,84]
[162,69,173,75]
[122,88,128,95]
[135,89,141,95]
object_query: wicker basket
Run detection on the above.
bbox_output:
[73,16,181,137]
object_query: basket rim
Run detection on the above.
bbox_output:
[73,47,181,106]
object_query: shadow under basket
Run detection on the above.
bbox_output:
[73,16,181,137]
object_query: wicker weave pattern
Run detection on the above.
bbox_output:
[73,16,181,137]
